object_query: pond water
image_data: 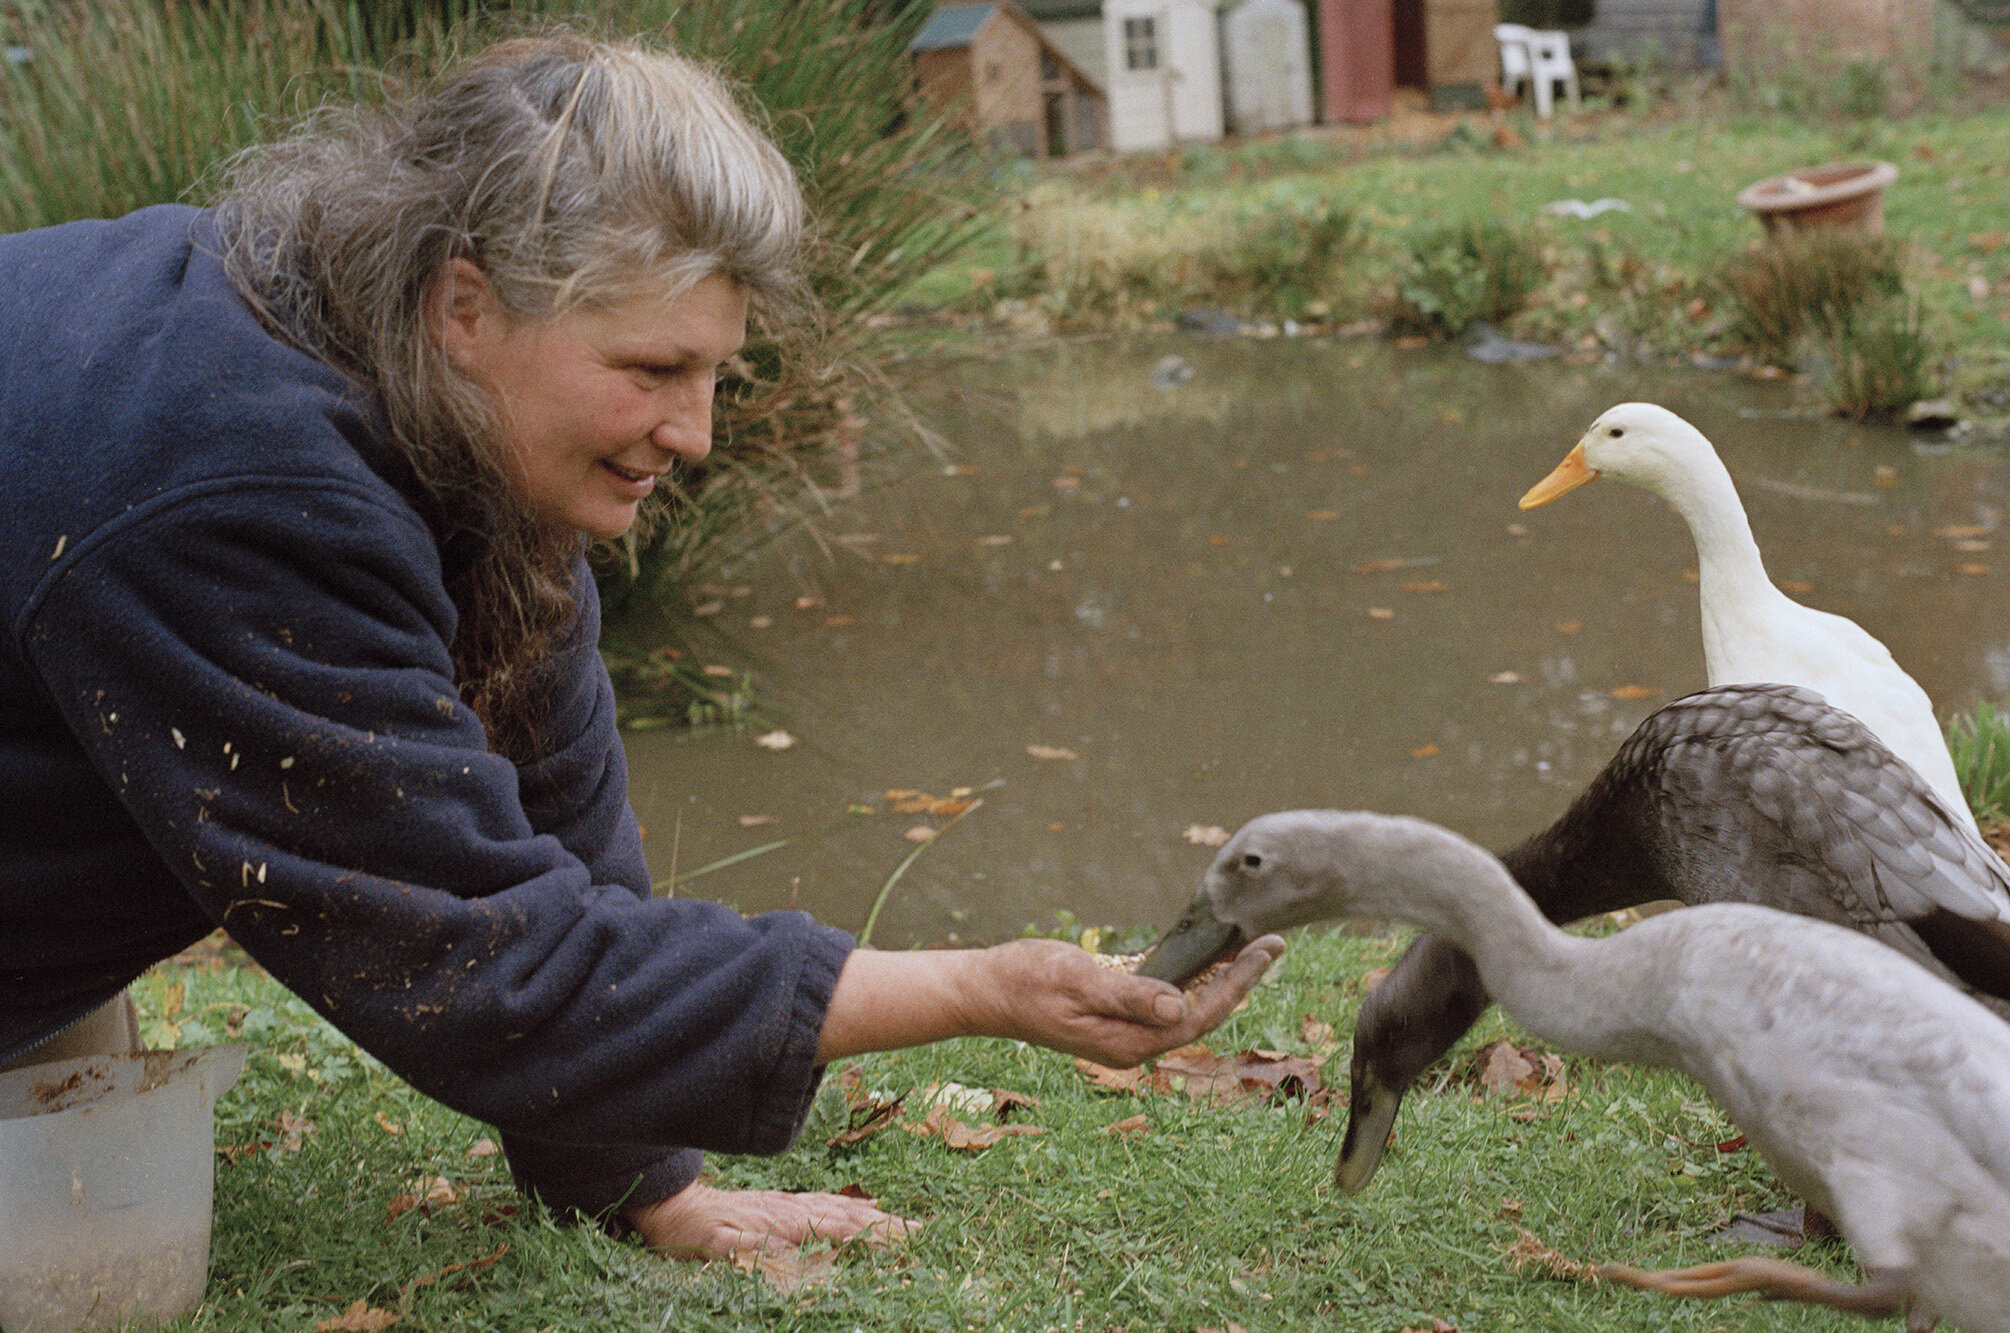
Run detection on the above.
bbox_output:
[613,335,2010,949]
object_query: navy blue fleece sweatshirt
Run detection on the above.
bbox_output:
[0,205,855,1214]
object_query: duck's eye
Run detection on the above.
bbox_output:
[1241,852,1264,870]
[1607,426,1624,438]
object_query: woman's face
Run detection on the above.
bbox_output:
[435,260,749,539]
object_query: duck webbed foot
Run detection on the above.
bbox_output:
[1598,1256,1913,1320]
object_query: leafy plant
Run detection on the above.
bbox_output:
[1390,219,1547,337]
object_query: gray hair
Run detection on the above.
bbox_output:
[216,29,806,756]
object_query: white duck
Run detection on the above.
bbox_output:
[1520,401,1979,837]
[1142,809,2010,1332]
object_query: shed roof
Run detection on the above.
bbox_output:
[911,3,995,51]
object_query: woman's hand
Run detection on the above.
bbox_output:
[624,1179,919,1260]
[816,934,1285,1067]
[956,935,1286,1067]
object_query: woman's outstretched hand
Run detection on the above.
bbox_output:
[815,934,1286,1067]
[962,934,1287,1067]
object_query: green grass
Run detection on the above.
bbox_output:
[138,929,1871,1330]
[1952,701,2010,825]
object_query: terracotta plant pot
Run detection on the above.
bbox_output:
[1736,161,1899,237]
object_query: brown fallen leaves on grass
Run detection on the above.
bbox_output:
[1505,1227,1601,1283]
[1470,1039,1569,1112]
[313,1243,511,1330]
[826,1069,1045,1153]
[1074,1042,1324,1108]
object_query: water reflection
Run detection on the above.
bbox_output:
[615,336,2010,947]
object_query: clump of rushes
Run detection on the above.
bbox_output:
[1716,228,1933,417]
[1950,702,2010,825]
[0,0,438,232]
[1822,293,1934,419]
[1388,219,1547,338]
[588,0,1000,609]
[1717,228,1907,366]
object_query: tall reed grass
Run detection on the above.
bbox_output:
[1716,229,1934,418]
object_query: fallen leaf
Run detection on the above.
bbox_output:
[1489,671,1523,684]
[1307,509,1341,521]
[732,1243,843,1294]
[738,813,780,827]
[374,1110,402,1136]
[1183,824,1230,846]
[466,1138,500,1158]
[316,1300,400,1331]
[903,1103,1045,1150]
[1100,1113,1150,1137]
[1609,685,1659,701]
[792,595,823,610]
[1478,1042,1537,1098]
[1552,620,1580,634]
[1401,579,1448,593]
[883,790,978,817]
[1360,965,1391,991]
[1368,606,1394,620]
[754,730,795,751]
[903,826,936,843]
[1073,1057,1151,1093]
[977,534,1014,546]
[827,1080,905,1147]
[1299,1015,1340,1058]
[1208,535,1230,546]
[1410,743,1439,758]
[1027,744,1077,761]
[700,664,734,677]
[991,1088,1041,1120]
[275,1108,315,1152]
[1469,1040,1568,1106]
[1778,579,1813,595]
[1504,1227,1598,1283]
[881,552,921,565]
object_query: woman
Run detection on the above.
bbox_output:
[0,31,1282,1259]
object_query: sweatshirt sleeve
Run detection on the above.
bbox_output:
[22,475,854,1155]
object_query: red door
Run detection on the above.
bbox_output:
[1318,0,1394,123]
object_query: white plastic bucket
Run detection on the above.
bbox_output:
[0,1044,248,1332]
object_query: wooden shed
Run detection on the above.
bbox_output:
[1100,0,1225,150]
[1223,0,1317,134]
[910,1,1107,156]
[1312,0,1503,121]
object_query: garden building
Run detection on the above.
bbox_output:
[1098,0,1227,149]
[910,1,1107,156]
[1222,0,1317,133]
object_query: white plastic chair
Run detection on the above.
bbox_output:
[1493,23,1535,98]
[1523,30,1581,118]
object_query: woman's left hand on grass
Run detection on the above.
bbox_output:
[625,1180,920,1260]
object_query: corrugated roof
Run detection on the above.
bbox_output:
[1015,0,1101,18]
[910,4,995,51]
